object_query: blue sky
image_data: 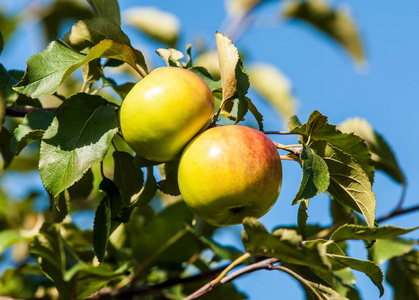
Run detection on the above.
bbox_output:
[1,0,419,299]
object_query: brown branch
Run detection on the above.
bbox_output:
[183,258,280,300]
[376,203,419,223]
[5,106,57,117]
[263,131,294,135]
[272,142,302,157]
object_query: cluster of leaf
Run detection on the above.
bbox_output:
[0,0,418,300]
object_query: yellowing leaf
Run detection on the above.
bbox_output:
[249,63,297,121]
[124,7,180,48]
[283,0,365,64]
[225,0,268,17]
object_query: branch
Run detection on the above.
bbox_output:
[183,258,280,300]
[273,142,302,157]
[376,203,419,223]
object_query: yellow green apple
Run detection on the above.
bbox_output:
[178,125,282,226]
[119,67,215,162]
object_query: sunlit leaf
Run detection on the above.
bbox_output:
[13,40,85,98]
[340,118,406,185]
[0,230,23,253]
[156,48,184,67]
[330,224,419,242]
[312,141,376,227]
[283,0,365,63]
[242,217,330,271]
[226,0,269,18]
[369,238,416,265]
[291,110,374,184]
[11,110,55,154]
[125,7,180,47]
[249,63,297,122]
[86,0,121,26]
[328,254,384,296]
[293,143,330,204]
[188,66,222,92]
[39,93,118,196]
[386,251,419,300]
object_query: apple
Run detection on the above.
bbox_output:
[178,125,282,226]
[119,67,215,162]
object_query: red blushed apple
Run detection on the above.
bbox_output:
[178,125,282,226]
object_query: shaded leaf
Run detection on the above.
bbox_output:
[293,143,330,204]
[0,31,3,54]
[82,58,103,87]
[340,118,405,185]
[158,160,180,196]
[0,127,14,168]
[386,251,419,300]
[125,7,180,47]
[111,82,135,100]
[242,217,330,271]
[135,166,158,206]
[11,110,55,154]
[0,64,20,106]
[331,224,419,242]
[291,110,374,183]
[39,93,118,196]
[93,197,111,263]
[311,141,376,227]
[369,238,416,265]
[13,40,85,98]
[188,66,222,92]
[86,0,121,26]
[68,168,94,200]
[328,254,384,296]
[51,191,69,223]
[283,0,364,63]
[249,63,297,122]
[113,151,144,206]
[297,200,309,239]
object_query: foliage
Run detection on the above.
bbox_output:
[0,0,417,299]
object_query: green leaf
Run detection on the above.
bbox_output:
[188,66,222,92]
[124,7,180,47]
[283,0,365,64]
[0,230,23,253]
[328,254,384,296]
[11,110,55,154]
[82,58,103,87]
[86,0,121,26]
[158,160,180,196]
[99,177,123,218]
[369,238,416,265]
[68,168,94,200]
[242,217,330,271]
[311,141,376,227]
[249,63,297,122]
[297,200,309,239]
[246,97,264,131]
[13,40,85,98]
[198,235,243,262]
[111,82,135,100]
[386,251,419,300]
[51,191,69,223]
[93,197,111,263]
[113,151,144,206]
[291,110,374,183]
[340,118,406,185]
[0,127,14,168]
[39,93,118,196]
[135,166,157,206]
[0,31,3,54]
[330,224,419,241]
[0,64,21,106]
[293,144,330,204]
[156,48,184,67]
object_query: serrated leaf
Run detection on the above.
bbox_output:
[311,141,376,226]
[156,48,184,67]
[386,251,419,300]
[113,151,144,206]
[125,7,180,48]
[188,66,222,92]
[328,254,384,296]
[242,217,330,271]
[82,58,103,87]
[99,177,123,218]
[283,0,364,64]
[216,32,248,101]
[93,197,111,263]
[330,224,419,242]
[111,82,135,100]
[245,97,264,131]
[297,200,309,239]
[39,93,118,196]
[86,0,121,26]
[11,110,55,154]
[0,127,13,168]
[68,169,94,200]
[340,118,405,185]
[291,110,374,183]
[293,144,330,204]
[249,63,297,122]
[51,191,69,223]
[0,64,20,107]
[13,40,85,98]
[369,238,416,265]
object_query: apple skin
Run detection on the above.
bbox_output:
[178,125,282,226]
[119,67,215,162]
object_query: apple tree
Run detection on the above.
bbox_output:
[0,0,418,299]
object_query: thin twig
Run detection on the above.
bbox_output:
[376,203,419,223]
[5,106,57,117]
[273,142,302,156]
[263,130,294,135]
